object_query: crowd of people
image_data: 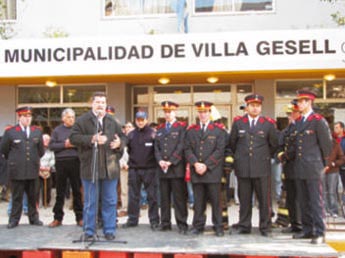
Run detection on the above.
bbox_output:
[0,89,344,245]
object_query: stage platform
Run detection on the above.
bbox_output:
[0,197,344,258]
[0,223,342,258]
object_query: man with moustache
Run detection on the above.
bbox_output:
[228,94,278,237]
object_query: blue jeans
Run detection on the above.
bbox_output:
[82,178,118,236]
[322,172,339,215]
[140,184,148,206]
[8,192,28,216]
[271,159,282,201]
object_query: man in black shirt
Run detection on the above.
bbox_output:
[48,108,83,228]
[122,111,160,230]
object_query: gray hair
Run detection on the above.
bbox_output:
[61,108,75,118]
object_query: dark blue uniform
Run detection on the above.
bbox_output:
[155,121,188,232]
[278,122,302,232]
[185,122,227,234]
[229,115,278,235]
[294,112,332,238]
[126,125,160,227]
[0,125,44,226]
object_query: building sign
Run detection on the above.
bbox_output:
[0,29,344,77]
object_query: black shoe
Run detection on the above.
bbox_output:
[122,222,138,228]
[104,234,115,240]
[215,229,224,237]
[7,222,18,229]
[150,223,159,231]
[190,228,203,235]
[159,225,172,231]
[260,231,271,237]
[237,229,251,234]
[282,227,302,233]
[30,220,43,226]
[311,235,325,244]
[178,227,188,235]
[293,232,314,239]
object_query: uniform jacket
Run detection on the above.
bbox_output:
[278,122,298,179]
[0,124,44,180]
[294,112,332,179]
[127,125,157,169]
[228,115,278,178]
[185,122,227,183]
[69,111,124,180]
[154,121,186,178]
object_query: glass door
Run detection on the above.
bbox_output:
[154,106,192,126]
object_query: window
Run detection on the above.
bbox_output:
[18,84,106,104]
[276,80,323,99]
[103,0,274,17]
[275,79,345,127]
[0,0,16,21]
[104,0,175,17]
[194,85,231,103]
[153,86,191,104]
[194,0,273,14]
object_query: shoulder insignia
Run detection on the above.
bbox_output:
[6,125,15,131]
[157,123,165,130]
[177,121,187,127]
[233,116,242,122]
[30,125,42,131]
[308,113,323,121]
[187,124,200,131]
[265,116,276,124]
[214,122,226,130]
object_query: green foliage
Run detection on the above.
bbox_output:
[321,0,345,26]
[331,11,345,25]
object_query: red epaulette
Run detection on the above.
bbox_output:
[179,121,187,127]
[214,122,226,130]
[233,116,242,122]
[157,123,165,130]
[173,121,187,128]
[30,125,42,131]
[308,113,323,121]
[265,116,276,124]
[5,125,14,131]
[187,124,199,130]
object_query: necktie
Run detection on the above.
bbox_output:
[301,116,306,123]
[23,126,28,138]
[251,119,255,128]
[201,124,205,137]
[166,122,171,132]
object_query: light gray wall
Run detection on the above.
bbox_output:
[254,80,275,119]
[0,86,17,136]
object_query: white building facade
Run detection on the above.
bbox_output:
[0,0,344,132]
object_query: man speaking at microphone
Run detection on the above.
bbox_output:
[70,92,124,241]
